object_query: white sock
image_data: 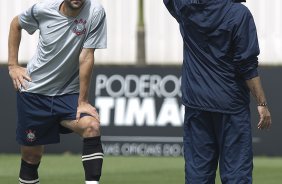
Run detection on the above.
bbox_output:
[85,181,99,184]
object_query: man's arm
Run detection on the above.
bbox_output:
[76,48,99,122]
[246,76,271,130]
[8,16,31,90]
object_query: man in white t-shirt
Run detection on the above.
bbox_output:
[8,0,106,183]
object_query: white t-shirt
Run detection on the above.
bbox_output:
[19,0,107,95]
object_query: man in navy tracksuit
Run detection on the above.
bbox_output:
[163,0,272,183]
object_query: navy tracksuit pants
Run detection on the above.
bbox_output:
[183,107,253,184]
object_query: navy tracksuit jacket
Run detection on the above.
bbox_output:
[164,0,260,114]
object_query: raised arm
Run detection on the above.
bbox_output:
[76,48,99,122]
[246,76,271,130]
[8,16,31,90]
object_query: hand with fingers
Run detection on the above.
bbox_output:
[76,102,100,122]
[8,65,31,90]
[257,106,272,130]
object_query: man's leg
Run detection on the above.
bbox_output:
[16,92,61,184]
[61,116,103,184]
[183,107,219,184]
[215,109,253,184]
[19,145,44,184]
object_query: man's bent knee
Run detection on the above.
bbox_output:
[79,117,100,138]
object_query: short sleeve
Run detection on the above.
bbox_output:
[18,4,39,35]
[83,9,107,49]
[233,8,260,80]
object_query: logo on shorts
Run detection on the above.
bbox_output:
[73,19,87,36]
[26,130,36,142]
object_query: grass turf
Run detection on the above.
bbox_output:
[0,154,282,184]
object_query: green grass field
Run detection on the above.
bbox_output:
[1,154,282,184]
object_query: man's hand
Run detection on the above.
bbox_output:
[257,106,271,130]
[8,65,31,90]
[76,102,100,122]
[245,77,271,130]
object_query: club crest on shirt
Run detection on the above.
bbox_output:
[26,129,36,142]
[73,19,87,36]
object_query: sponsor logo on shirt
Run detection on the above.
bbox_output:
[47,24,57,28]
[73,19,87,36]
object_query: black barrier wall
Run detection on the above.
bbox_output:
[0,65,281,156]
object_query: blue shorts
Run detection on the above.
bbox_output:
[16,92,86,146]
